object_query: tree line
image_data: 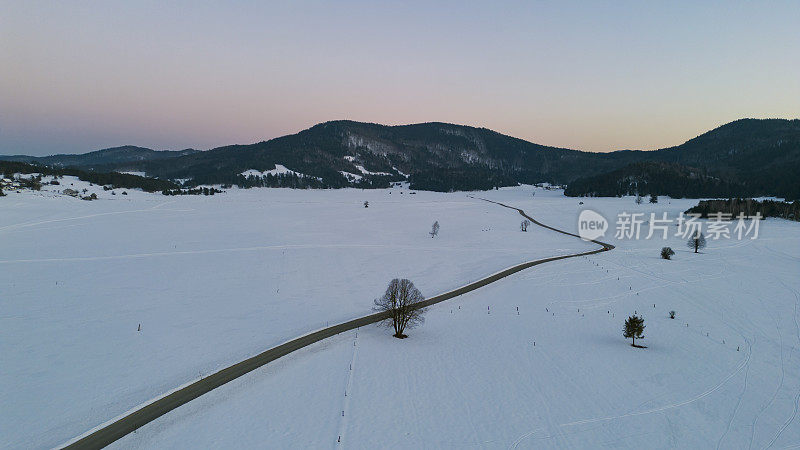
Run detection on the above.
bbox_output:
[0,160,177,192]
[685,198,800,221]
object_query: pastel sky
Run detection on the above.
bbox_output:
[2,1,798,156]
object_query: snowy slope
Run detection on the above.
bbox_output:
[1,185,592,448]
[108,190,800,449]
[241,164,318,179]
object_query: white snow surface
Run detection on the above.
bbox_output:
[2,186,799,449]
[339,171,363,181]
[341,157,393,177]
[354,164,391,176]
[2,185,587,448]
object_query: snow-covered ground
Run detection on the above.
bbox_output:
[2,183,799,449]
[2,181,588,448]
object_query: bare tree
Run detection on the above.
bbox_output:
[687,231,707,253]
[623,315,645,347]
[520,219,530,232]
[430,221,439,238]
[635,194,643,205]
[373,278,426,338]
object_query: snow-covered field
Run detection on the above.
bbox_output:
[2,181,799,449]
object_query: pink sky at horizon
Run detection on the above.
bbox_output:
[2,1,798,156]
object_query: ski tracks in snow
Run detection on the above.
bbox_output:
[762,281,800,449]
[510,338,753,449]
[0,200,190,233]
[717,336,753,450]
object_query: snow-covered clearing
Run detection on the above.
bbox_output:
[353,164,391,176]
[2,183,799,448]
[2,182,589,448]
[119,171,146,177]
[339,171,363,181]
[341,156,393,178]
[241,164,318,179]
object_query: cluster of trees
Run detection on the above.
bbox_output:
[237,172,327,189]
[0,160,177,192]
[686,198,800,221]
[17,174,43,191]
[161,187,223,196]
[409,167,517,192]
[234,171,399,190]
[565,162,749,199]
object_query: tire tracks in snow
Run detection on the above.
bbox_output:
[59,197,613,449]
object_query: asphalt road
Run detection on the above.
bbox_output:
[62,197,613,449]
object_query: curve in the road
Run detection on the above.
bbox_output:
[61,197,613,449]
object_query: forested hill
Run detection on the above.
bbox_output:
[1,118,798,199]
[565,119,800,199]
[0,146,198,169]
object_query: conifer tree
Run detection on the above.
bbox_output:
[624,315,645,346]
[687,231,707,253]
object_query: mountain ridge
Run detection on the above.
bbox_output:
[1,118,797,198]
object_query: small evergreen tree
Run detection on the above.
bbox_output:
[623,315,645,346]
[687,231,707,253]
[660,247,675,260]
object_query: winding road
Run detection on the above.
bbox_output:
[61,197,613,449]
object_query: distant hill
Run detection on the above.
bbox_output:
[566,119,800,199]
[117,121,633,190]
[2,118,797,198]
[0,146,199,170]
